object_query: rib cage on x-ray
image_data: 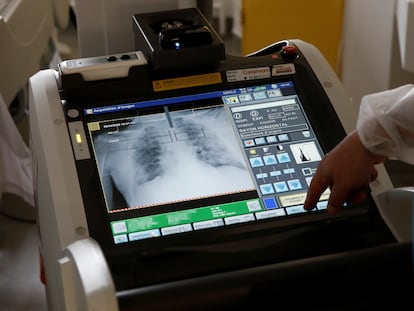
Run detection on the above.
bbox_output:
[92,106,255,212]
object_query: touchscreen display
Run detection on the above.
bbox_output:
[84,81,329,245]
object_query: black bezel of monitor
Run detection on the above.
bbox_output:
[66,75,371,260]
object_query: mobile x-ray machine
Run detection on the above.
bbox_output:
[29,8,413,311]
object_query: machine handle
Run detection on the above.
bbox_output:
[375,186,414,242]
[58,238,119,311]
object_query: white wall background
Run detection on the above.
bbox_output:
[341,0,414,108]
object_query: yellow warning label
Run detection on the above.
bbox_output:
[87,122,100,131]
[319,189,331,201]
[152,72,222,92]
[279,192,307,207]
[279,189,331,207]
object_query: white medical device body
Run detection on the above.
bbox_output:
[29,38,411,311]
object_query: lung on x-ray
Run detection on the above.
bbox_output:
[91,105,255,212]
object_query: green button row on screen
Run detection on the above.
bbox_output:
[111,199,262,235]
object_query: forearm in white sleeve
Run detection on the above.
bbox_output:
[356,84,414,164]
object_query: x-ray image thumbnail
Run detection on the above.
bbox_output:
[91,106,255,212]
[289,141,322,164]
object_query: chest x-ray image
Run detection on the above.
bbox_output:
[91,105,256,212]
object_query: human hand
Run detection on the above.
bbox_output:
[304,130,386,214]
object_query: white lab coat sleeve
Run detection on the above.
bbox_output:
[356,84,414,164]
